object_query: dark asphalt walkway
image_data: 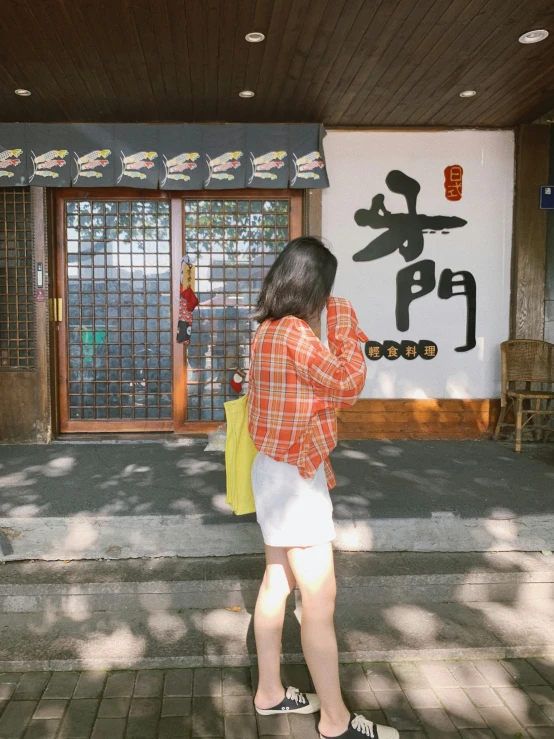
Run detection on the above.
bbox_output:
[0,440,553,522]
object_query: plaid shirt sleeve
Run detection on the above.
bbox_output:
[290,298,368,408]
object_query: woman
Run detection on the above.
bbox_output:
[248,237,398,739]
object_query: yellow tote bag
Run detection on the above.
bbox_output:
[224,393,257,515]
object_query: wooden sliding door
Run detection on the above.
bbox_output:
[54,188,302,433]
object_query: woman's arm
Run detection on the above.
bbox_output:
[290,298,368,407]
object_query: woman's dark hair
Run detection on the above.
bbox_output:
[253,236,337,323]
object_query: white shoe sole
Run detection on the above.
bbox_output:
[319,727,399,739]
[375,729,399,739]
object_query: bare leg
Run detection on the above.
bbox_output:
[254,544,296,709]
[287,542,350,736]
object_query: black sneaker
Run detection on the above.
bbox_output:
[320,712,399,739]
[255,685,320,715]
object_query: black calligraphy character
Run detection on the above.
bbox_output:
[438,269,477,352]
[353,170,467,263]
[396,259,436,332]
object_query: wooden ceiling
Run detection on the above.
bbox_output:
[2,0,554,127]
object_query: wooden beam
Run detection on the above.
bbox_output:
[546,125,554,343]
[0,188,51,442]
[171,195,187,432]
[337,399,500,440]
[304,188,322,237]
[31,187,51,442]
[511,125,550,340]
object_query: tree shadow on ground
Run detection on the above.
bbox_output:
[0,439,553,523]
[1,548,554,735]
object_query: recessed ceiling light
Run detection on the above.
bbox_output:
[239,90,255,98]
[459,90,477,98]
[519,29,549,44]
[245,32,265,43]
[15,88,31,97]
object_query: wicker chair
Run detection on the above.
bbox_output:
[493,340,554,451]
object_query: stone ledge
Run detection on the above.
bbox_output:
[2,513,554,561]
[2,647,554,673]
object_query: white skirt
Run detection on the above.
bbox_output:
[251,452,336,547]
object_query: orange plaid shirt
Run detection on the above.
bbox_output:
[248,297,368,489]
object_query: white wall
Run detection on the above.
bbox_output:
[322,130,514,400]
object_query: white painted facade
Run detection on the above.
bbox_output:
[322,130,515,400]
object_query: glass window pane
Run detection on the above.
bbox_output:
[184,197,291,421]
[64,199,172,423]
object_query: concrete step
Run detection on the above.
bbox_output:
[4,510,554,560]
[0,552,553,671]
[1,440,554,559]
[0,596,553,672]
[1,552,554,614]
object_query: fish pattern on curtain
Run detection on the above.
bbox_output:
[0,123,329,189]
[27,124,72,187]
[160,125,204,190]
[203,124,247,189]
[114,124,160,189]
[0,124,28,186]
[70,124,117,187]
[289,124,329,189]
[247,124,289,189]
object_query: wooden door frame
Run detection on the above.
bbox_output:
[174,189,303,433]
[54,188,303,434]
[55,188,175,432]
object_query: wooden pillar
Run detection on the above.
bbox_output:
[545,126,554,343]
[31,187,51,442]
[511,125,550,339]
[304,188,322,237]
[0,187,51,443]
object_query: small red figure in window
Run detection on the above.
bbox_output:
[230,368,246,394]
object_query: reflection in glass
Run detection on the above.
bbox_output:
[66,200,172,421]
[185,199,290,421]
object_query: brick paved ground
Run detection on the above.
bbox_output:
[1,659,554,738]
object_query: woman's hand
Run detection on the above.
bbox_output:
[327,297,369,343]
